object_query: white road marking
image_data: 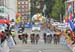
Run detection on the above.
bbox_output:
[39,50,42,52]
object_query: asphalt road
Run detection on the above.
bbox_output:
[10,28,72,52]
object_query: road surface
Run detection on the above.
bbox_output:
[10,28,72,52]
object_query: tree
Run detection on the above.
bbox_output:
[31,0,44,17]
[44,0,65,20]
[31,0,65,20]
[44,0,54,18]
[51,0,65,20]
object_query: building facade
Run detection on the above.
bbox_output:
[0,0,4,6]
[17,0,30,23]
[7,0,17,20]
[0,0,16,20]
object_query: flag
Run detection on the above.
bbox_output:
[72,15,75,30]
[68,14,75,32]
[70,30,74,38]
[69,12,73,20]
[67,2,72,14]
[66,9,68,16]
[68,19,75,32]
[64,1,75,36]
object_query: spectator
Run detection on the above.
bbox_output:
[0,31,6,44]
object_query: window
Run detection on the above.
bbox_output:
[18,9,21,12]
[18,6,21,8]
[21,2,24,4]
[22,13,24,16]
[24,16,28,19]
[22,6,24,8]
[22,16,25,19]
[18,2,21,4]
[25,9,28,12]
[24,5,28,9]
[25,1,28,4]
[22,9,24,12]
[24,13,26,15]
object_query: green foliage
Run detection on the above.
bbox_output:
[51,0,59,19]
[45,0,65,20]
[44,0,54,17]
[31,0,65,20]
[31,0,45,17]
